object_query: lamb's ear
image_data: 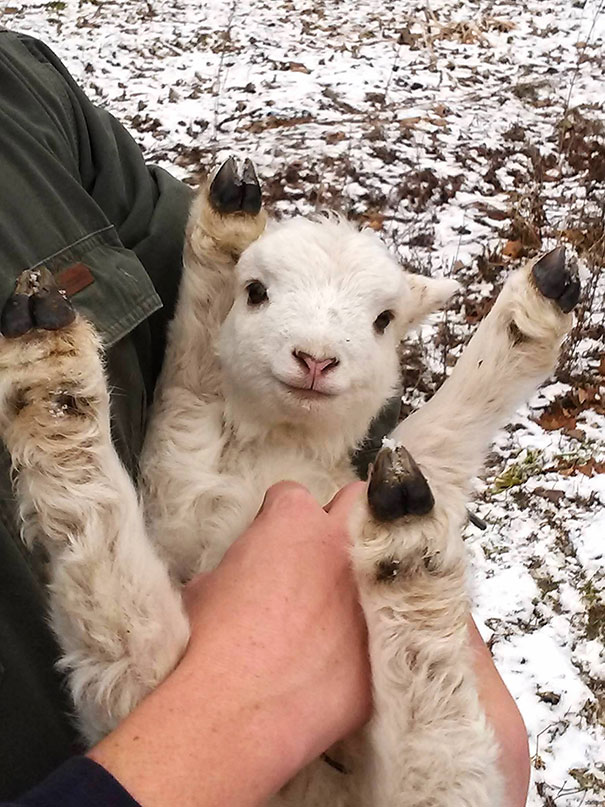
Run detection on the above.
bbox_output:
[402,274,460,331]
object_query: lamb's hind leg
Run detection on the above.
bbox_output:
[351,248,580,807]
[0,268,189,744]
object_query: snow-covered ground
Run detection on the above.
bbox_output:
[3,0,604,803]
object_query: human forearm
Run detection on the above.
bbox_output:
[87,640,306,807]
[468,620,530,807]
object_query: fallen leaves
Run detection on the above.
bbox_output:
[537,690,562,705]
[361,211,384,231]
[558,108,605,183]
[286,61,310,74]
[536,387,605,432]
[534,488,565,504]
[557,457,605,478]
[424,16,515,46]
[398,116,421,129]
[503,239,524,259]
[463,295,495,324]
[245,113,314,133]
[538,408,577,431]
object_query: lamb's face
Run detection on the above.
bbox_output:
[219,217,457,438]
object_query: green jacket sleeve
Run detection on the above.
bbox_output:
[0,29,191,799]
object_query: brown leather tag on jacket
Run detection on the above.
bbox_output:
[55,263,95,297]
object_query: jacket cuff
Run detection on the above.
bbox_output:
[18,756,139,807]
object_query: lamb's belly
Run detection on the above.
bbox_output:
[256,451,353,502]
[195,451,356,574]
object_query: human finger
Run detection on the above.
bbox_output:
[324,481,366,517]
[256,480,314,516]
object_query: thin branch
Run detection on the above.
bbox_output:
[211,0,239,147]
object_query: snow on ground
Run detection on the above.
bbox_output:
[2,0,604,803]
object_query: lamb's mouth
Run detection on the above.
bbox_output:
[275,378,338,398]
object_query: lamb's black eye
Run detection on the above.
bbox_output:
[374,310,394,333]
[246,280,268,306]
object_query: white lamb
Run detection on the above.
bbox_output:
[0,156,579,807]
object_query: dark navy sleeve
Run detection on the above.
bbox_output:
[3,757,140,807]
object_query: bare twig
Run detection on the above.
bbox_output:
[558,0,604,156]
[211,0,239,147]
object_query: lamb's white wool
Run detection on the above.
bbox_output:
[142,208,457,581]
[0,322,189,743]
[0,164,577,806]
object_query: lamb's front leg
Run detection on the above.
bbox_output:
[352,248,579,807]
[142,158,266,580]
[162,157,267,396]
[395,246,579,494]
[0,269,189,744]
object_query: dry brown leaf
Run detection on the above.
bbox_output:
[464,296,495,324]
[246,114,314,133]
[576,386,605,414]
[537,410,577,431]
[576,459,605,477]
[561,228,586,248]
[288,62,310,74]
[554,457,605,477]
[503,240,523,259]
[363,212,385,231]
[534,488,565,504]
[577,388,589,404]
[398,116,421,129]
[536,387,605,432]
[537,690,561,704]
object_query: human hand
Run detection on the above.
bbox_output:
[183,480,371,768]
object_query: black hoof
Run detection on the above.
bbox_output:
[367,445,435,522]
[0,267,75,338]
[532,247,580,314]
[0,293,33,338]
[31,286,76,331]
[209,156,262,216]
[241,158,262,214]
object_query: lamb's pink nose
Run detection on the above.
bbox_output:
[293,349,340,378]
